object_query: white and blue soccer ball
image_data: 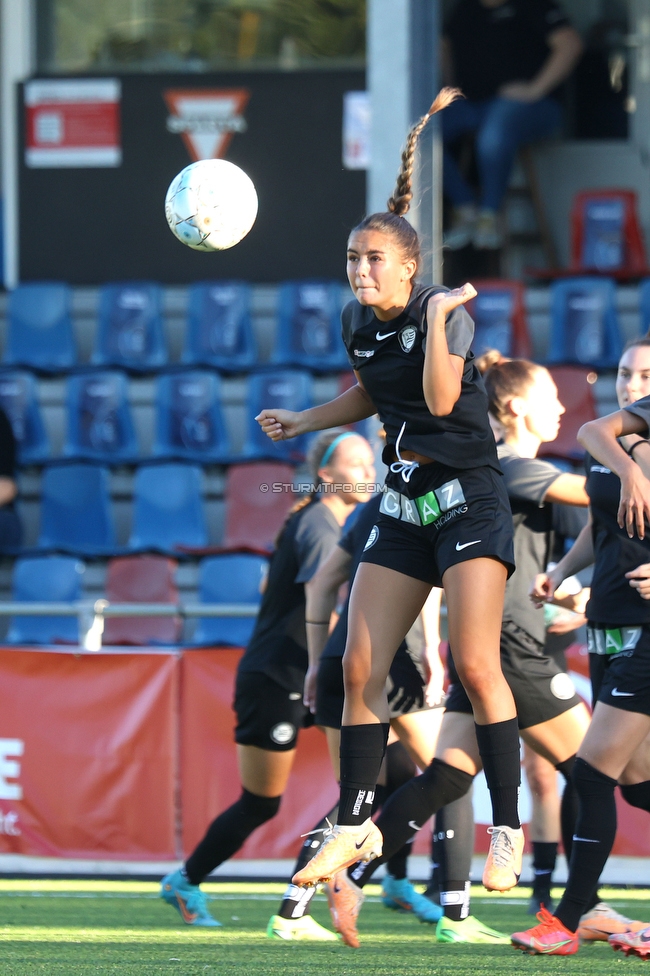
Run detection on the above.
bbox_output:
[164,159,258,251]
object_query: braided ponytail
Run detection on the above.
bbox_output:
[388,87,462,217]
[351,87,462,272]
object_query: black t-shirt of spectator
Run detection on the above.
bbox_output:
[498,443,562,644]
[238,499,342,688]
[584,449,650,626]
[445,0,571,101]
[342,282,500,474]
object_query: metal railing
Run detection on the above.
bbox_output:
[0,601,260,651]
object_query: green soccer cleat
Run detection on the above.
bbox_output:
[160,869,221,927]
[436,914,510,944]
[266,914,338,940]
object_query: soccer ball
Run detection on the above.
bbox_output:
[164,159,258,251]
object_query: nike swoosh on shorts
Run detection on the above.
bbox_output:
[611,688,635,697]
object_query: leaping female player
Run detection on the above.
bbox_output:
[256,87,523,895]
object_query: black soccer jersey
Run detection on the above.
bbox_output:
[341,282,499,473]
[239,499,342,688]
[585,452,650,626]
[445,0,571,102]
[498,444,563,644]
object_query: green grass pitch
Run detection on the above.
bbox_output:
[0,879,649,975]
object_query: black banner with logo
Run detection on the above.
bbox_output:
[18,70,365,284]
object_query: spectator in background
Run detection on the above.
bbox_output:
[0,407,22,552]
[442,0,583,250]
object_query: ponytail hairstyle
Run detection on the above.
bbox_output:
[475,348,509,376]
[351,87,462,274]
[484,359,545,435]
[281,429,353,533]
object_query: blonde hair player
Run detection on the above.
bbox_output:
[160,430,374,929]
[257,87,524,896]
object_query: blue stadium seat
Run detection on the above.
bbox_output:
[0,370,50,465]
[64,370,138,463]
[191,553,267,646]
[153,370,230,463]
[272,281,348,371]
[4,283,76,371]
[547,278,622,369]
[638,279,650,336]
[38,464,116,554]
[7,555,84,644]
[93,283,166,371]
[243,369,312,461]
[183,281,256,370]
[129,463,207,551]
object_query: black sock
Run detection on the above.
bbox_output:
[531,841,557,901]
[185,790,281,885]
[434,790,475,919]
[278,803,338,919]
[338,723,390,826]
[349,759,474,888]
[621,780,650,812]
[556,755,577,866]
[555,759,617,934]
[384,741,417,879]
[474,718,521,829]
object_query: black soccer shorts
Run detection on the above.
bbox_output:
[588,623,650,716]
[234,670,312,752]
[359,462,514,587]
[445,620,582,729]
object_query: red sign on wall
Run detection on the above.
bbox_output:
[25,79,121,168]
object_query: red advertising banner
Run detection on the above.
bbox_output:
[0,648,177,859]
[0,643,647,866]
[180,649,338,860]
[24,79,121,168]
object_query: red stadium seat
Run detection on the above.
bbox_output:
[222,462,297,552]
[570,189,647,276]
[538,366,598,462]
[102,555,181,646]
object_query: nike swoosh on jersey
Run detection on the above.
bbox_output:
[408,820,422,831]
[611,688,635,697]
[375,331,397,341]
[455,540,481,551]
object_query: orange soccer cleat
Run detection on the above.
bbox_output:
[578,902,648,942]
[511,907,579,955]
[609,925,650,958]
[292,819,382,887]
[324,870,365,948]
[482,825,524,892]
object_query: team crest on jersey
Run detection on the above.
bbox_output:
[399,326,417,352]
[364,525,379,550]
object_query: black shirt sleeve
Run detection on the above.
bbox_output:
[499,450,562,506]
[524,0,571,37]
[0,408,17,479]
[624,397,650,436]
[293,505,340,584]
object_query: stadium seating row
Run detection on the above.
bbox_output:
[18,460,296,557]
[6,552,266,647]
[3,280,350,374]
[0,368,315,465]
[6,276,649,386]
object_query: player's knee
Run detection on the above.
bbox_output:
[454,660,499,702]
[239,789,281,827]
[342,649,372,697]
